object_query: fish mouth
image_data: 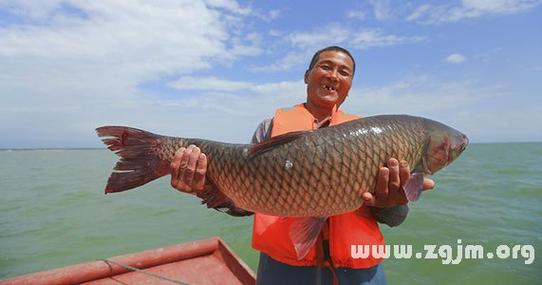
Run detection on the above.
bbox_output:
[427,133,469,170]
[450,133,469,160]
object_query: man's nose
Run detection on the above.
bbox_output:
[328,68,339,82]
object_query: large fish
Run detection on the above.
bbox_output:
[96,115,468,258]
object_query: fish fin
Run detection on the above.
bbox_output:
[196,183,254,217]
[404,172,424,202]
[249,130,310,156]
[96,126,171,193]
[289,217,327,260]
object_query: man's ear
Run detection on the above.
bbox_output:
[304,70,309,84]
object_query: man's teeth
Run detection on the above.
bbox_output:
[320,85,336,91]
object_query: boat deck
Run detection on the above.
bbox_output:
[1,237,256,285]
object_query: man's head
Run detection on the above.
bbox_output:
[304,46,355,110]
[307,46,356,76]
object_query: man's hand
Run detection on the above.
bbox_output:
[170,145,207,193]
[362,158,435,208]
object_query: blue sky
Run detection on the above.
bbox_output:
[1,0,541,148]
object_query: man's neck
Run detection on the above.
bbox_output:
[304,102,336,123]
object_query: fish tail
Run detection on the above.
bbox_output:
[96,126,171,194]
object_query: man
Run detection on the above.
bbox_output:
[170,46,434,284]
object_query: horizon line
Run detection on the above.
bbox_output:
[1,141,541,151]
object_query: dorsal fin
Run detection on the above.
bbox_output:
[249,130,311,156]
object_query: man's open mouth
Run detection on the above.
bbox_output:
[320,84,337,91]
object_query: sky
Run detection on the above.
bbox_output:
[1,0,541,148]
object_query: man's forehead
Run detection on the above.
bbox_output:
[317,50,353,68]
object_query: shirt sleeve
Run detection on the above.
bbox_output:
[251,118,273,144]
[374,205,410,227]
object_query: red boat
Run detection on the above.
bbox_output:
[0,236,256,285]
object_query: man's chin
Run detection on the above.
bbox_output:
[316,95,340,106]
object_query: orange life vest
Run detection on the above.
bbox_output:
[251,103,385,268]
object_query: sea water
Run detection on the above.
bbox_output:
[1,143,541,284]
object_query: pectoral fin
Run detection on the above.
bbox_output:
[288,217,327,260]
[404,172,424,202]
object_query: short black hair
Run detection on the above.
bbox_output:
[307,46,356,75]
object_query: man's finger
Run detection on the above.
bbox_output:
[362,192,375,206]
[193,153,207,191]
[398,160,410,188]
[375,166,389,199]
[177,147,192,191]
[183,145,200,186]
[422,178,435,191]
[387,158,400,191]
[170,148,185,189]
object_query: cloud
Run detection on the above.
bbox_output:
[0,0,267,148]
[346,10,367,20]
[169,76,254,92]
[350,29,424,49]
[204,0,251,15]
[249,51,310,72]
[342,75,542,143]
[147,79,306,142]
[1,1,538,148]
[249,24,423,72]
[168,76,306,97]
[286,24,350,49]
[368,0,392,21]
[345,76,494,117]
[445,53,467,64]
[287,24,423,50]
[406,0,542,24]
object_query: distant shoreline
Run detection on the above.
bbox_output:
[1,141,541,151]
[0,148,104,151]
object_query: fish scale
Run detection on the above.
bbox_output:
[97,114,468,218]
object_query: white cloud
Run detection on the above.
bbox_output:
[1,1,538,148]
[346,76,493,116]
[0,0,65,20]
[169,76,254,92]
[147,79,306,142]
[267,9,281,20]
[169,76,306,96]
[350,29,424,49]
[0,0,267,148]
[251,25,423,73]
[249,51,310,72]
[369,0,392,21]
[462,0,540,13]
[203,0,251,15]
[252,8,281,22]
[250,25,423,73]
[287,25,423,50]
[406,0,542,24]
[287,24,350,49]
[342,76,542,143]
[445,53,467,64]
[346,10,367,20]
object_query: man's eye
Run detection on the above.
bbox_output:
[320,65,331,70]
[340,71,351,77]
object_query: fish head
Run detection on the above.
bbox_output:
[422,119,469,174]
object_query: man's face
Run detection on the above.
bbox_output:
[305,50,354,109]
